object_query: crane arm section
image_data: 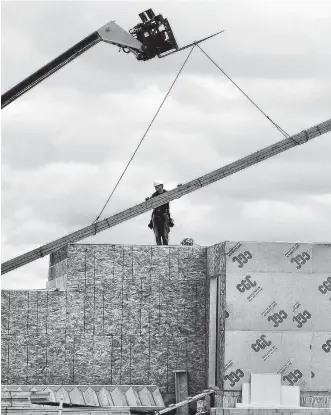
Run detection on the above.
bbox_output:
[1,8,223,109]
[1,21,143,109]
[2,118,330,275]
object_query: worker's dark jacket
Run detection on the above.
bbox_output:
[151,190,169,216]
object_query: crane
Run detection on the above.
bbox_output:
[1,8,223,109]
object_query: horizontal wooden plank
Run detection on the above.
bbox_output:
[2,119,330,275]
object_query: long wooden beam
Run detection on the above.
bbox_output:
[2,118,330,275]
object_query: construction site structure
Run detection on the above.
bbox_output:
[2,7,331,415]
[1,241,331,414]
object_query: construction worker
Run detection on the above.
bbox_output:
[146,180,174,245]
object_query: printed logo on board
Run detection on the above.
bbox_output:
[267,310,288,328]
[236,275,257,293]
[262,301,277,317]
[247,286,263,302]
[224,361,234,371]
[251,334,272,352]
[224,369,244,387]
[262,345,278,362]
[318,277,331,294]
[285,243,300,258]
[293,302,301,313]
[293,310,312,329]
[290,252,310,270]
[283,369,303,386]
[277,360,292,375]
[236,275,263,302]
[226,242,242,257]
[232,251,253,268]
[322,339,331,353]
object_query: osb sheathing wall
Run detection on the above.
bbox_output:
[1,244,209,404]
[2,241,330,408]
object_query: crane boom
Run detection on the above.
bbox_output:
[2,118,330,275]
[1,8,223,109]
[1,21,143,109]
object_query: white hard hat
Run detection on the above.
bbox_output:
[154,180,163,186]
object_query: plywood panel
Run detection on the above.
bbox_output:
[312,244,331,273]
[226,272,291,331]
[225,242,313,274]
[310,332,331,390]
[224,331,312,391]
[291,275,331,332]
[226,272,331,332]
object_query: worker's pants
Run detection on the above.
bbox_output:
[152,213,169,245]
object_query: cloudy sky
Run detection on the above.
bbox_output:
[1,0,331,289]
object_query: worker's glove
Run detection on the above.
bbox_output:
[148,220,153,229]
[169,218,175,228]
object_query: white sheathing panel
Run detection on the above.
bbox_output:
[251,373,281,405]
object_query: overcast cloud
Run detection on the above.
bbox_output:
[1,0,331,289]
